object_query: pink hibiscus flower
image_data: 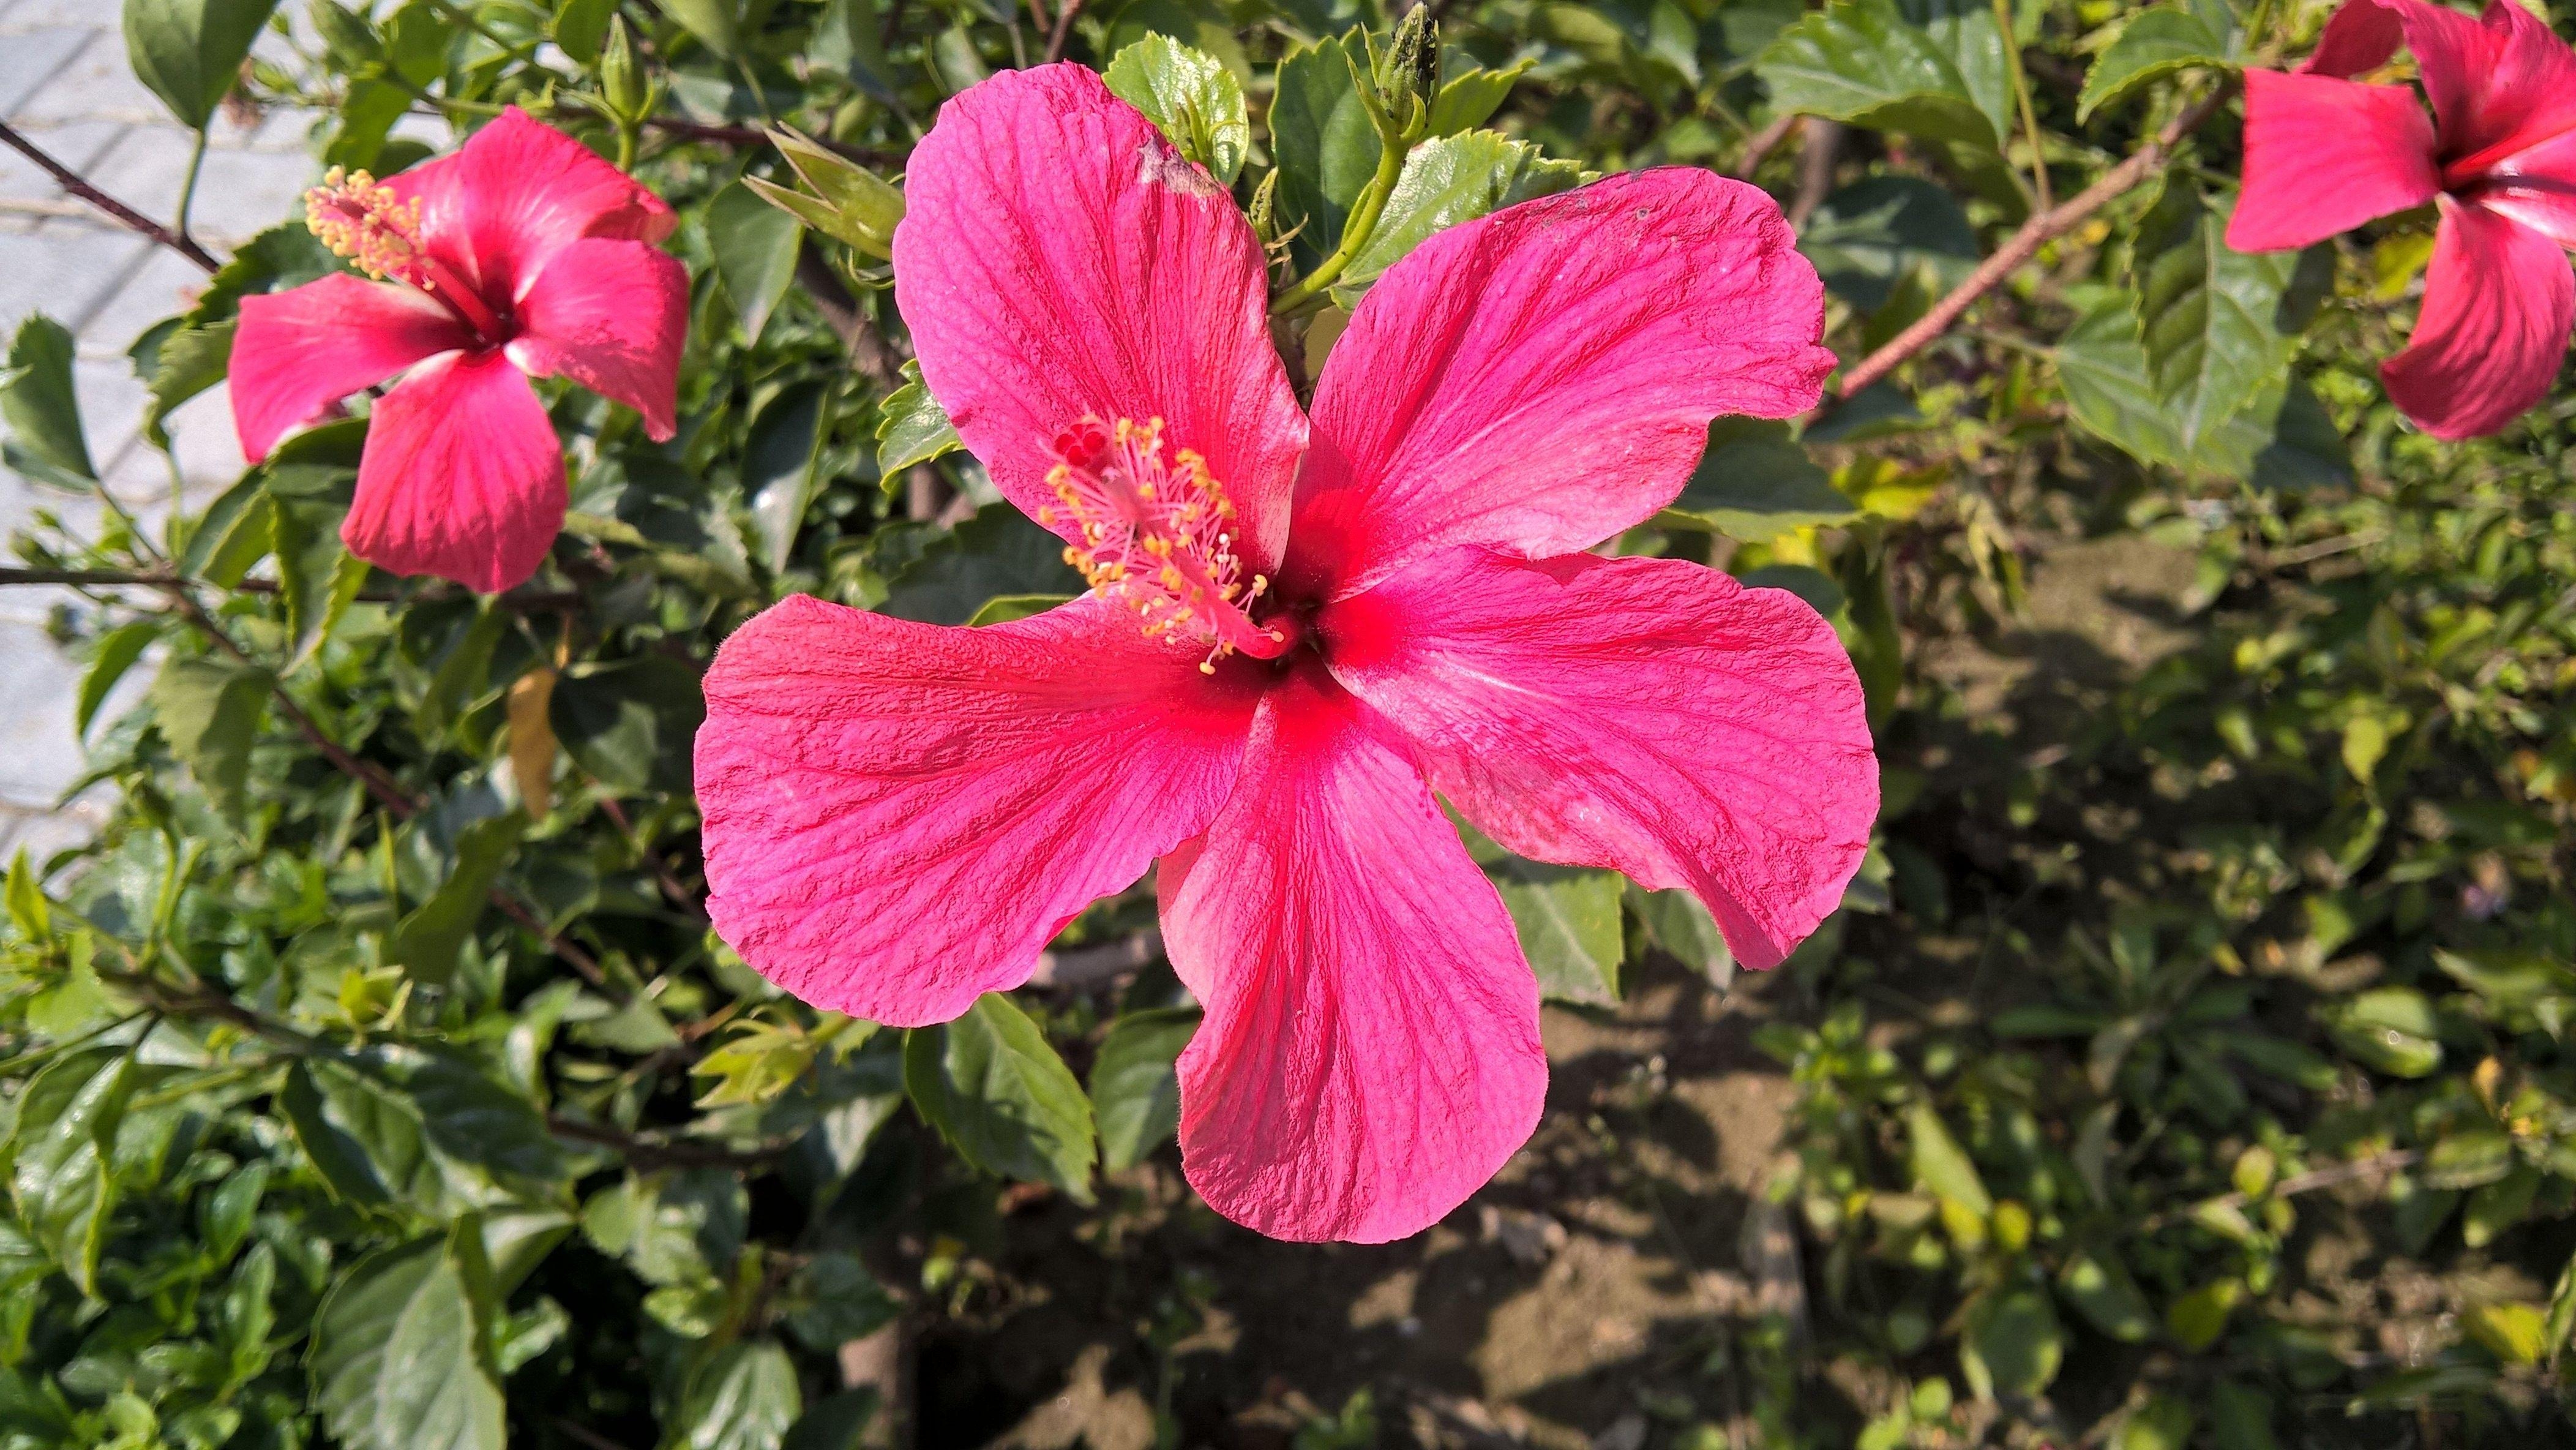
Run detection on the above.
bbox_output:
[694,65,1877,1243]
[2229,0,2575,438]
[230,107,689,592]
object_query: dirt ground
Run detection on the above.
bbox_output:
[918,533,2211,1449]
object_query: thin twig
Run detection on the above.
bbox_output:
[0,120,220,272]
[1731,113,1800,181]
[1027,930,1163,990]
[543,1111,793,1171]
[793,251,907,388]
[1047,0,1084,62]
[1787,118,1843,229]
[1829,88,2230,400]
[633,113,904,165]
[2138,1148,2421,1233]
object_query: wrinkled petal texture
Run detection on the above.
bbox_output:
[1287,168,1833,601]
[2228,70,2439,251]
[231,274,469,461]
[389,106,676,306]
[2383,199,2575,439]
[343,350,564,593]
[893,64,1306,574]
[507,236,690,440]
[1159,667,1543,1244]
[1320,549,1877,971]
[697,594,1260,1028]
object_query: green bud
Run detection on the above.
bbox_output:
[1377,6,1440,121]
[313,1,384,67]
[1246,168,1279,248]
[601,15,648,123]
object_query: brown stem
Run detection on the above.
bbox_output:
[1732,113,1800,181]
[1026,930,1162,989]
[793,250,907,388]
[1787,118,1843,228]
[634,113,904,165]
[1830,89,2230,401]
[0,120,221,272]
[1046,0,1083,61]
[598,794,704,917]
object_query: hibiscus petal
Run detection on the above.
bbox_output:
[2302,0,2405,78]
[231,274,471,462]
[343,350,565,593]
[2473,123,2576,247]
[696,594,1260,1028]
[893,64,1306,575]
[388,106,676,304]
[1286,169,1833,601]
[1319,547,1877,970]
[2382,200,2575,440]
[2226,70,2439,252]
[2413,0,2576,182]
[1158,666,1543,1244]
[507,237,689,440]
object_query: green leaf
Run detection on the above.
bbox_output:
[659,0,738,55]
[389,814,522,988]
[270,494,367,667]
[2321,986,2443,1078]
[4,850,46,939]
[580,1170,747,1287]
[149,656,270,817]
[667,1340,802,1450]
[1890,0,2013,148]
[878,503,1085,626]
[1426,59,1531,135]
[2056,1250,2154,1342]
[1089,1006,1199,1173]
[2165,1277,2242,1350]
[141,320,236,449]
[4,1048,134,1294]
[122,0,280,128]
[2117,1396,2196,1450]
[746,380,829,574]
[707,182,803,344]
[1459,825,1623,1004]
[309,1233,507,1450]
[1756,0,1999,149]
[550,655,705,795]
[1799,176,1980,311]
[552,0,617,61]
[1106,34,1251,184]
[1661,419,1858,541]
[285,1048,567,1211]
[2208,1381,2278,1450]
[1270,31,1380,267]
[2135,205,2311,448]
[2079,6,2234,121]
[1627,883,1735,989]
[783,1391,879,1450]
[1906,1101,1992,1215]
[876,359,962,475]
[964,593,1073,626]
[1,316,92,489]
[780,1252,897,1352]
[1960,1286,2061,1400]
[77,620,161,738]
[904,994,1096,1203]
[1334,130,1584,301]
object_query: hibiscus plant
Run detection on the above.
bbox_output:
[0,0,2569,1444]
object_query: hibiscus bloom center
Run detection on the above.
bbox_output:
[1039,415,1297,671]
[304,167,511,345]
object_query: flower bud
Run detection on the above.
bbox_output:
[1377,6,1440,127]
[601,15,649,123]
